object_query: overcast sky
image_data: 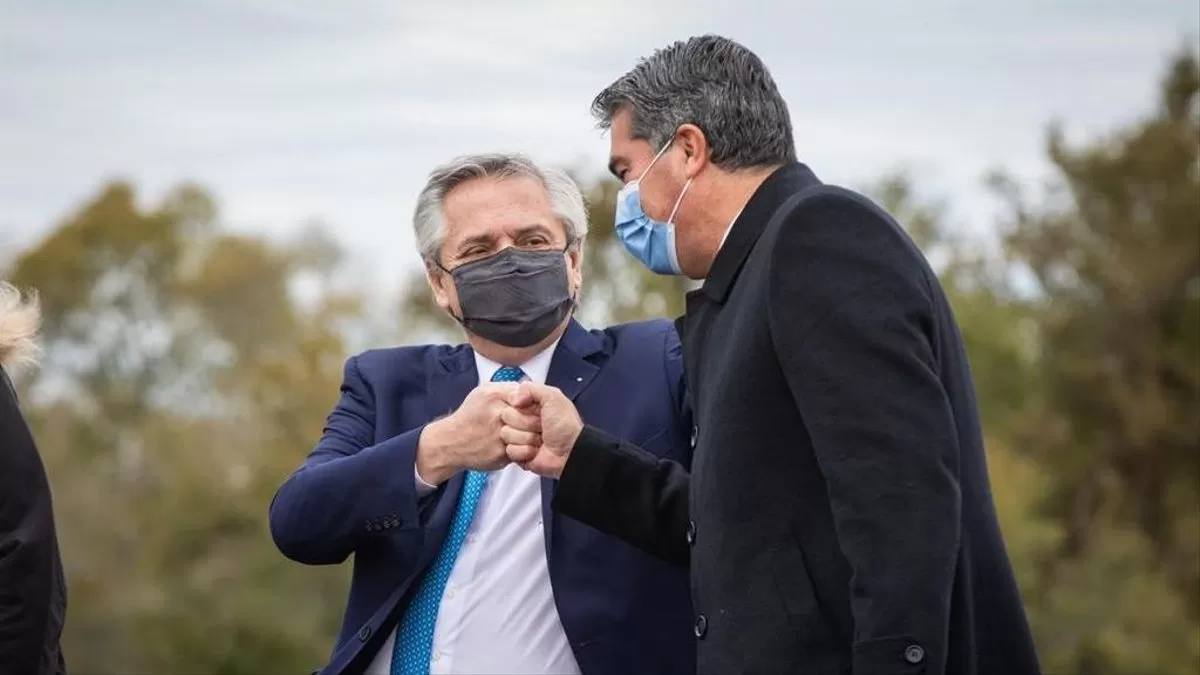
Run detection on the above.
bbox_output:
[2,0,1196,288]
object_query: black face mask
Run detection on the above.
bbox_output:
[444,247,574,348]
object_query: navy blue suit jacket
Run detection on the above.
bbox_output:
[269,319,697,675]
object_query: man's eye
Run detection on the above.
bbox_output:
[517,236,550,249]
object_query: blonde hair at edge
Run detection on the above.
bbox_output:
[0,281,42,370]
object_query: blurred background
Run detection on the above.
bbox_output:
[2,1,1198,673]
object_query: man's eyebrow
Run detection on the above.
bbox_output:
[607,157,625,179]
[515,223,554,236]
[457,233,494,250]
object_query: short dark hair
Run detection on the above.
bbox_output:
[591,35,797,170]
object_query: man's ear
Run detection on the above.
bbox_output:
[566,245,584,294]
[426,261,453,313]
[676,123,710,179]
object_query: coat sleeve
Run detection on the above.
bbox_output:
[767,191,961,674]
[551,323,692,567]
[553,428,692,567]
[0,369,59,673]
[268,355,427,565]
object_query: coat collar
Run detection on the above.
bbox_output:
[701,162,823,305]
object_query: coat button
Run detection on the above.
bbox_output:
[693,614,707,639]
[686,520,697,545]
[690,425,698,447]
[358,625,372,642]
[904,644,924,664]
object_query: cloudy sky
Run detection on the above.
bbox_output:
[2,0,1195,288]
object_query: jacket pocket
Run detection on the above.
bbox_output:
[768,537,821,631]
[771,530,845,638]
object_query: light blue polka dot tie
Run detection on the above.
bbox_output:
[391,365,526,674]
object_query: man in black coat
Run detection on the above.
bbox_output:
[500,35,1041,675]
[0,283,67,675]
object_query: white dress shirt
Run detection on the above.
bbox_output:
[719,208,744,250]
[367,340,581,675]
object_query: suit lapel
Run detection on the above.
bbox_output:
[426,345,478,418]
[541,320,606,558]
[416,346,478,570]
[546,319,603,401]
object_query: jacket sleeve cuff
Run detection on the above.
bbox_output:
[553,424,621,522]
[852,635,939,674]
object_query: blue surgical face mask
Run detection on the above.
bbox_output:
[614,141,692,275]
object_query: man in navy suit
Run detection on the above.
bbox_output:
[269,152,696,675]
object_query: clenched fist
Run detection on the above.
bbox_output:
[500,383,583,480]
[416,383,520,485]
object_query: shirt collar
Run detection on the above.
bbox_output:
[718,208,744,251]
[473,338,560,385]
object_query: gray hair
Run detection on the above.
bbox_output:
[413,152,589,263]
[0,282,42,370]
[591,34,797,170]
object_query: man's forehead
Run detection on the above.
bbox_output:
[442,179,561,240]
[444,176,548,215]
[606,113,653,177]
[453,221,556,243]
[609,107,634,136]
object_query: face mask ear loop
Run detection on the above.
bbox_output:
[635,140,674,185]
[426,256,460,324]
[667,178,693,225]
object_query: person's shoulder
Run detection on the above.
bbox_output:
[595,318,676,348]
[766,183,927,276]
[0,366,26,423]
[348,341,470,382]
[772,184,900,239]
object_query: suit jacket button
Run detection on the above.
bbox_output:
[690,425,698,447]
[904,644,924,664]
[358,625,372,642]
[693,614,707,639]
[686,520,697,545]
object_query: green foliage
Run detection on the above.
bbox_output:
[2,47,1194,675]
[9,184,351,672]
[989,441,1200,674]
[991,46,1200,618]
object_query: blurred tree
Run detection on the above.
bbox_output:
[988,439,1200,674]
[396,174,690,341]
[8,182,353,673]
[990,46,1200,619]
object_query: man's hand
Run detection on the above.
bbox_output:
[500,383,583,480]
[416,383,519,485]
